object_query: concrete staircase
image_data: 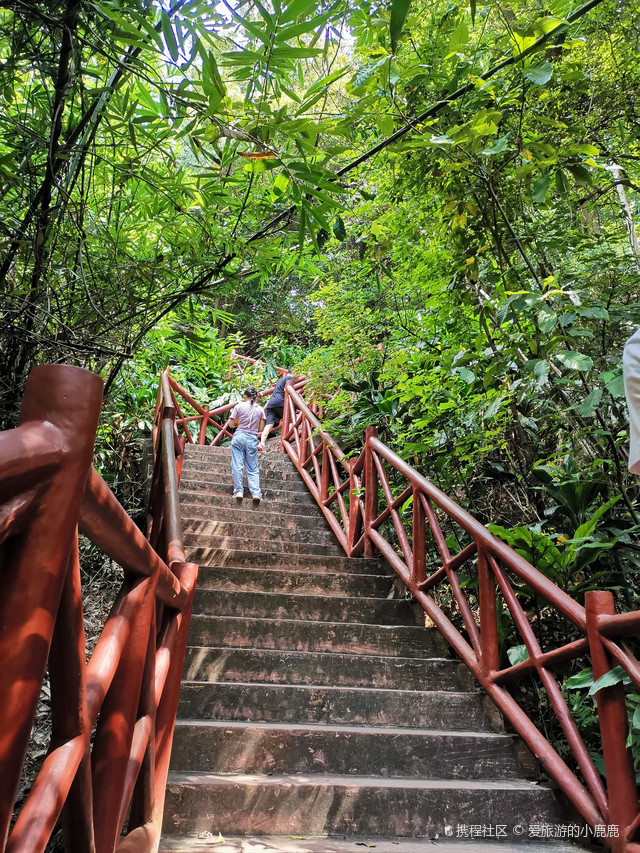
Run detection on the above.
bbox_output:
[159,445,580,851]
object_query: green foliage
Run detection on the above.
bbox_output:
[564,666,640,780]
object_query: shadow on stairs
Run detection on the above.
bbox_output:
[159,445,585,852]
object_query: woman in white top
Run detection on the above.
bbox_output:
[228,385,266,503]
[624,328,640,474]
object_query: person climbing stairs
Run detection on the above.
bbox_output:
[159,444,583,851]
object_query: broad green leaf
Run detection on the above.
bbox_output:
[448,20,469,53]
[555,351,593,372]
[481,135,510,156]
[567,143,600,156]
[538,305,557,333]
[564,668,594,690]
[576,387,602,417]
[530,359,549,386]
[524,60,553,85]
[429,134,455,146]
[604,374,625,399]
[507,645,529,666]
[332,215,346,241]
[555,168,569,194]
[589,666,630,696]
[566,163,592,185]
[272,172,290,196]
[390,0,412,54]
[532,173,551,203]
[484,396,503,420]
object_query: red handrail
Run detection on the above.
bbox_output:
[0,364,197,853]
[155,363,306,448]
[281,382,640,853]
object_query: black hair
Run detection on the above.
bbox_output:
[244,385,258,405]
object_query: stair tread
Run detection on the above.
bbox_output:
[190,589,419,625]
[194,589,410,605]
[180,680,477,698]
[173,719,513,740]
[168,771,548,791]
[194,566,390,582]
[185,645,450,664]
[189,613,424,629]
[188,549,387,574]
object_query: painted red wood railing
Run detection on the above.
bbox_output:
[0,364,196,853]
[281,382,640,853]
[155,360,306,448]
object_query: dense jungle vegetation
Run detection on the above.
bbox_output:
[2,0,640,777]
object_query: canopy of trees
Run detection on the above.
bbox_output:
[1,0,639,536]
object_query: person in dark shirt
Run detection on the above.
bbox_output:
[259,372,294,449]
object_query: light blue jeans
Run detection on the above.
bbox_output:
[230,430,262,497]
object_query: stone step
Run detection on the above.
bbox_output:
[182,460,303,479]
[182,647,472,692]
[184,533,345,558]
[182,519,340,548]
[190,589,419,625]
[187,615,443,657]
[180,489,320,515]
[169,720,535,779]
[162,773,565,838]
[176,683,491,730]
[184,549,387,575]
[180,503,330,530]
[159,837,583,852]
[184,446,281,458]
[193,566,393,598]
[180,482,320,506]
[181,473,310,494]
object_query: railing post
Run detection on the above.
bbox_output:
[197,406,209,445]
[478,545,499,676]
[161,410,185,567]
[586,590,638,850]
[412,487,426,584]
[300,417,308,468]
[347,459,362,554]
[320,441,330,502]
[0,365,103,850]
[364,427,378,558]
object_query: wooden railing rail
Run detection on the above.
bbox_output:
[281,383,640,853]
[0,364,196,853]
[156,364,306,448]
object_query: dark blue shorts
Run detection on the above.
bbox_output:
[265,406,283,426]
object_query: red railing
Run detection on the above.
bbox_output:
[0,365,197,853]
[281,383,640,853]
[155,359,306,448]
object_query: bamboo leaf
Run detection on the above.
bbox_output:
[161,11,179,62]
[390,0,412,54]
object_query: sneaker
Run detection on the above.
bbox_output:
[252,494,262,505]
[233,491,244,500]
